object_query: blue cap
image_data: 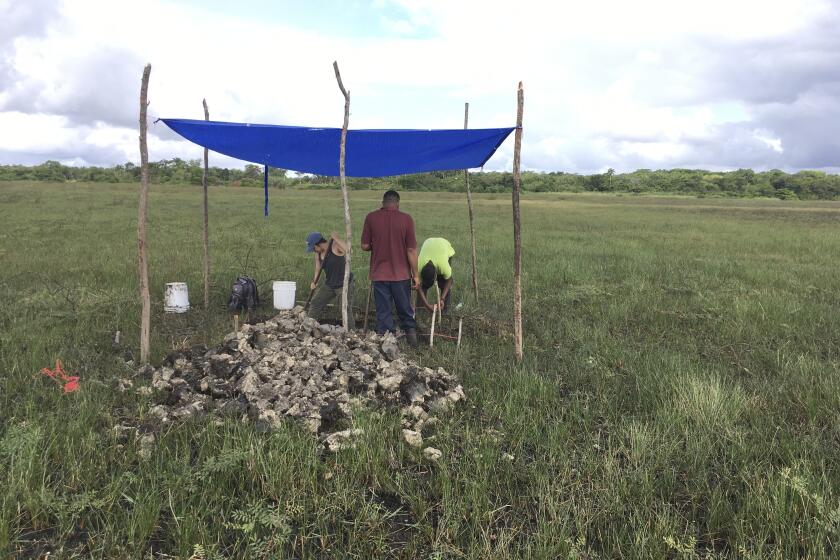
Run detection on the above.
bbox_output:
[305,232,323,253]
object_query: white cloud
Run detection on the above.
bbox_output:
[0,112,75,152]
[0,0,838,173]
[753,131,784,154]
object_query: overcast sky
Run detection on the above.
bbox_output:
[1,0,838,173]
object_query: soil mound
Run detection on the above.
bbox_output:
[136,307,464,451]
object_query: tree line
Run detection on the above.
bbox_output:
[2,159,840,200]
[0,159,288,188]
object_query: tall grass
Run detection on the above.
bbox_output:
[1,181,839,558]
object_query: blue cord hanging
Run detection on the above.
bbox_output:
[263,164,269,217]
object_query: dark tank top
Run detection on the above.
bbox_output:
[322,241,352,289]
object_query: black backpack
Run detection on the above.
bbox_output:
[228,276,259,312]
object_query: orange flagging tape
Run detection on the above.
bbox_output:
[40,359,80,393]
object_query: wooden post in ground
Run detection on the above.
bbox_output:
[457,318,463,349]
[201,98,210,310]
[464,102,479,301]
[434,281,442,324]
[512,82,524,362]
[430,304,438,348]
[333,61,353,331]
[138,63,152,364]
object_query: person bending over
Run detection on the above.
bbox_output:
[305,231,355,328]
[417,237,455,313]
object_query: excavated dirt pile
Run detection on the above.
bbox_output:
[137,307,464,452]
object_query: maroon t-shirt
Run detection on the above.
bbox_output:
[361,207,417,282]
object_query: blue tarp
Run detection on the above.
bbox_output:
[160,118,515,178]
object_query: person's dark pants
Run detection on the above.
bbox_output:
[373,280,416,335]
[308,278,355,329]
[422,276,452,312]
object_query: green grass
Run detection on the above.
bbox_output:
[2,181,840,558]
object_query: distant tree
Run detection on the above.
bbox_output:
[6,160,840,200]
[244,164,262,179]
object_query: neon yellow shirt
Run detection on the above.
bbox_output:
[418,238,455,280]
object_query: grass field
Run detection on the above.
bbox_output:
[2,181,840,559]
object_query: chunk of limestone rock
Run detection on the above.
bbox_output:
[423,447,442,461]
[402,428,423,448]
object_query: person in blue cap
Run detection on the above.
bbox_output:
[305,231,355,328]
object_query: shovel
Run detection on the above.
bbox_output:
[303,267,323,311]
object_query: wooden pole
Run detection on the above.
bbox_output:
[464,102,479,301]
[434,281,442,324]
[138,64,152,364]
[430,304,437,348]
[201,98,210,310]
[457,318,463,349]
[512,82,524,362]
[333,61,353,331]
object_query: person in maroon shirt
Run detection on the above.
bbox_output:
[361,190,419,346]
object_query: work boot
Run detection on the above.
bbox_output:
[405,328,419,348]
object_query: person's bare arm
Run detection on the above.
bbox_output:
[311,253,321,290]
[416,286,434,312]
[329,232,347,253]
[405,216,419,287]
[360,216,372,251]
[439,277,453,308]
[407,247,419,288]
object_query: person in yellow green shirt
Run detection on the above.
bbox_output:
[417,237,455,313]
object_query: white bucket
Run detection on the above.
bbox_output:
[273,281,296,310]
[164,282,190,313]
